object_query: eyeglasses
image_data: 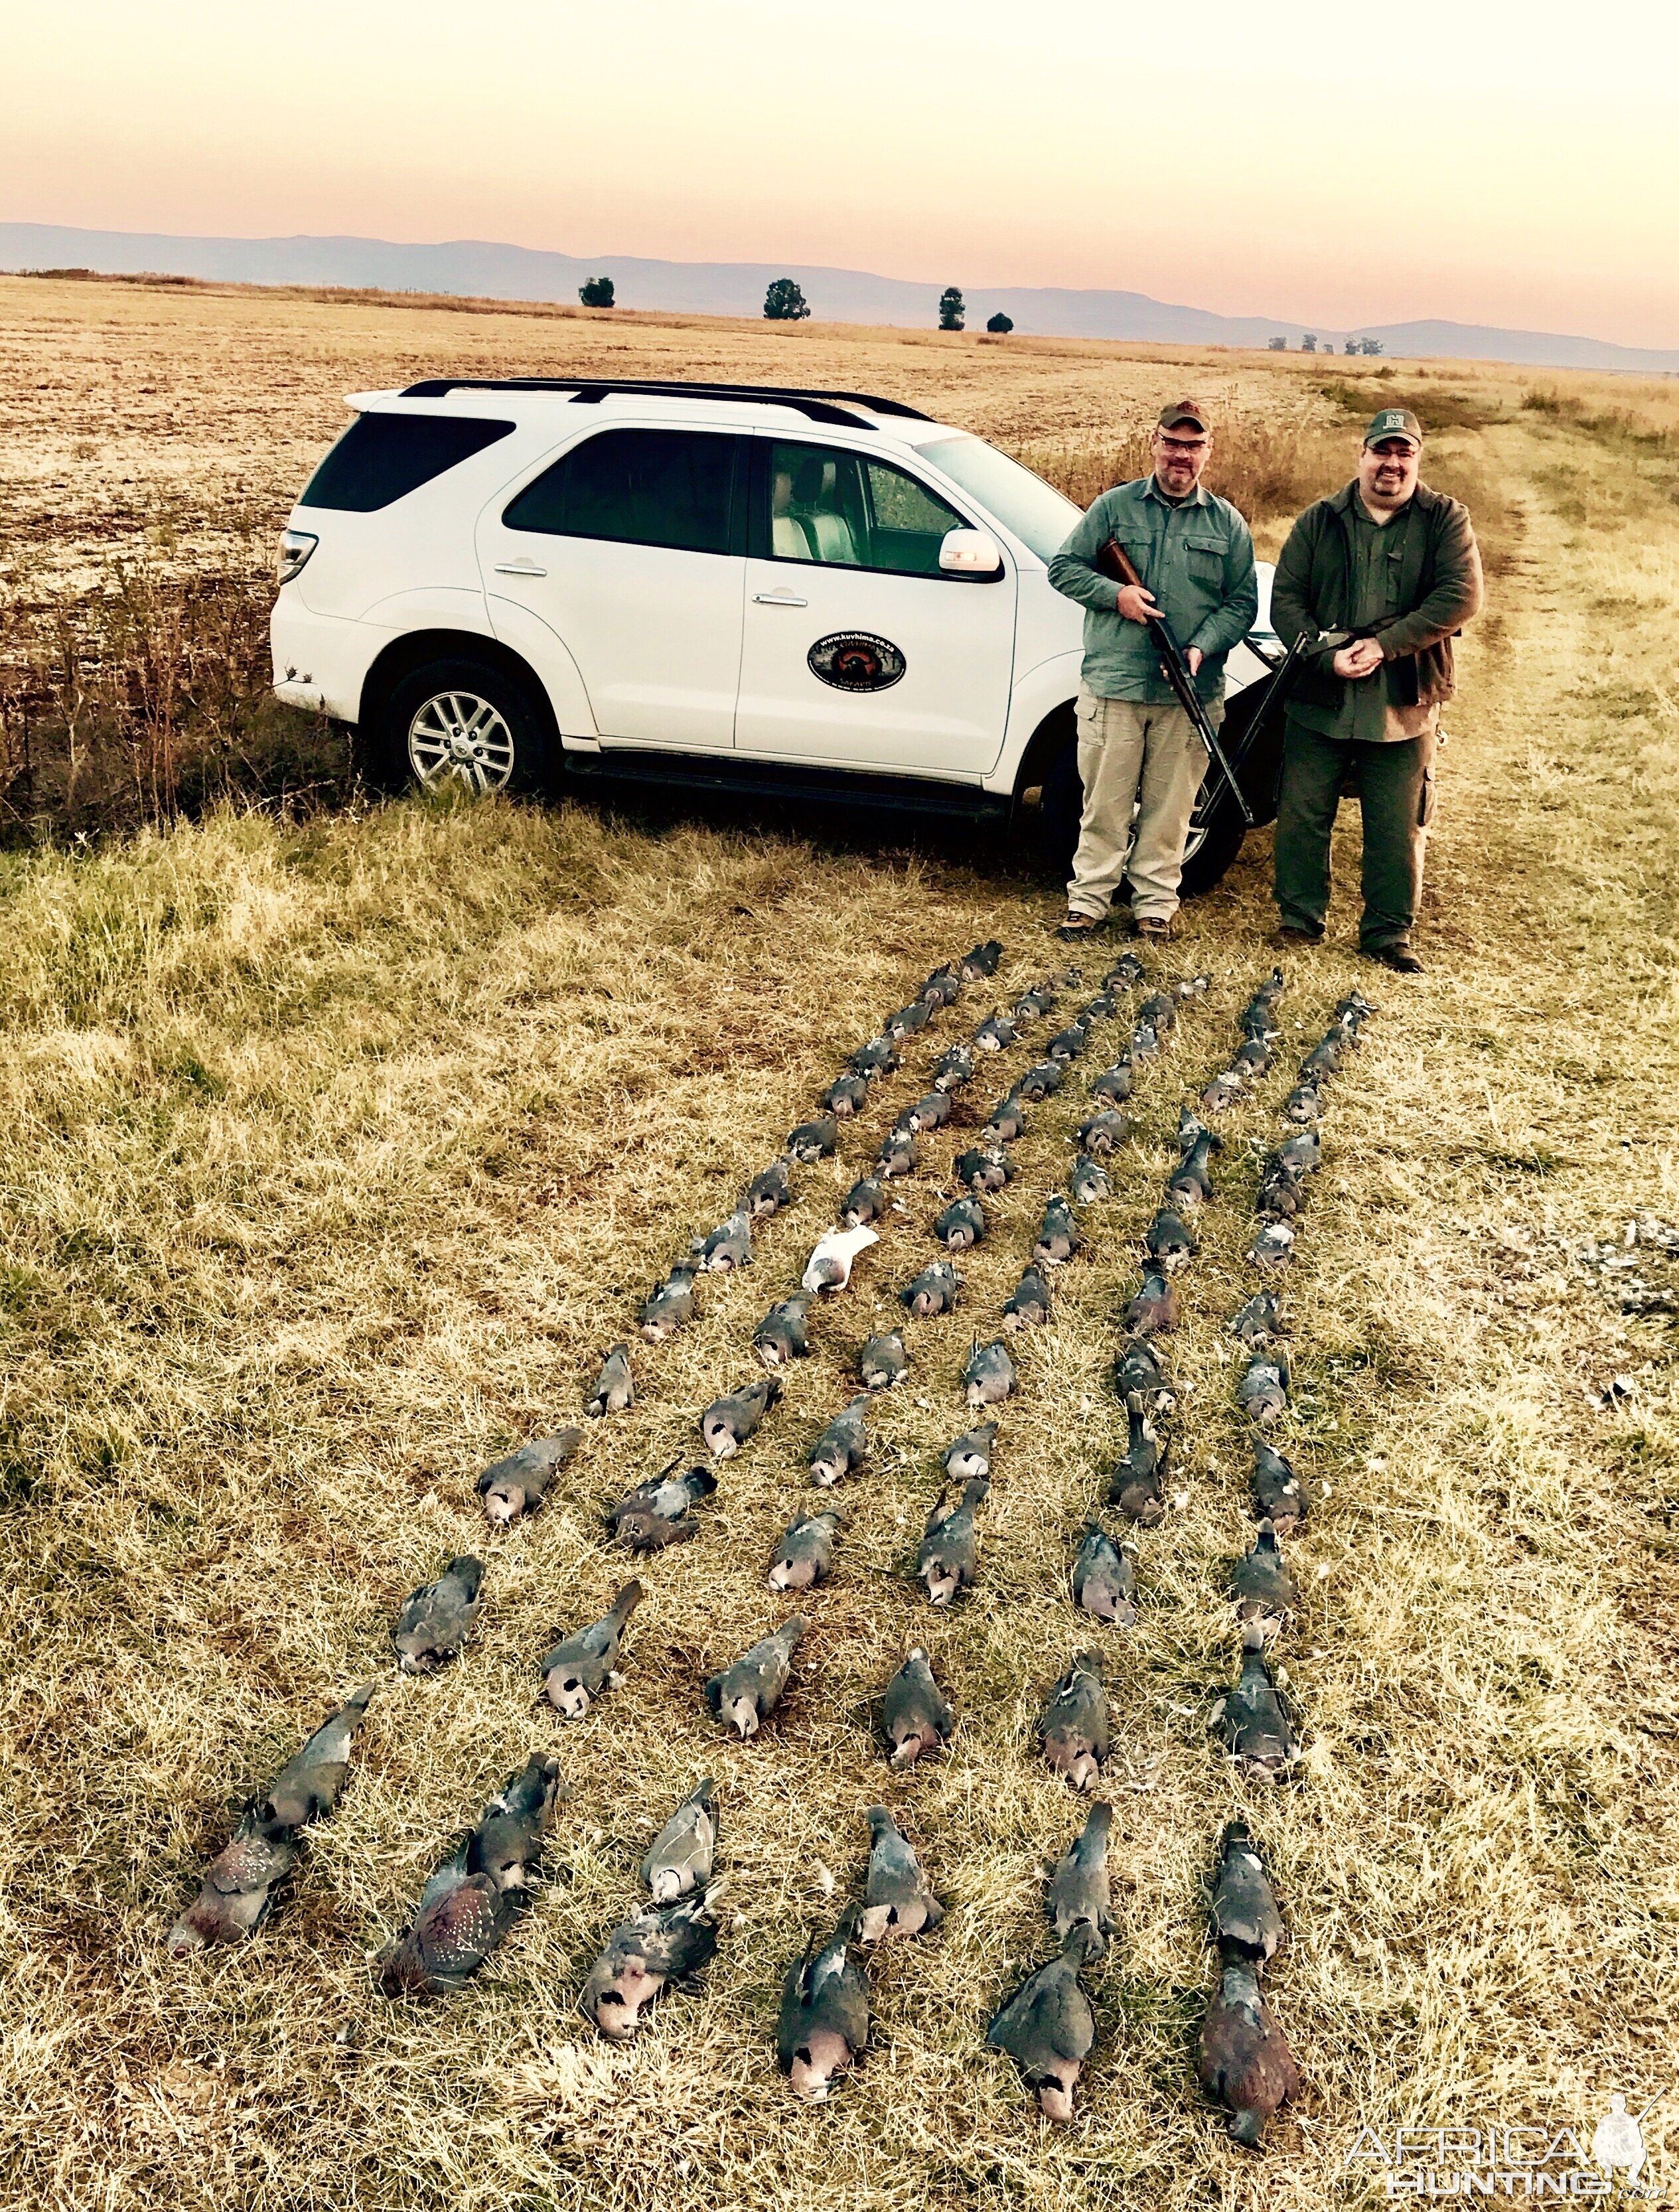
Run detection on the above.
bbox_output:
[1154,432,1209,453]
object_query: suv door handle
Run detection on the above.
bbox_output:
[753,590,808,607]
[494,559,548,577]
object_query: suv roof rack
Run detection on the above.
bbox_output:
[396,376,934,428]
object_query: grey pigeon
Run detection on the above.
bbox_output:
[918,1475,989,1605]
[705,1616,806,1737]
[778,1904,870,2101]
[1077,1107,1132,1156]
[1169,1127,1223,1208]
[1041,1650,1108,1789]
[809,1395,869,1487]
[585,1344,634,1419]
[860,1806,942,1943]
[1137,990,1177,1033]
[1237,1350,1291,1425]
[478,1430,583,1526]
[954,1145,1013,1195]
[875,1131,919,1180]
[1256,1166,1307,1220]
[1283,1080,1321,1125]
[378,1757,561,1997]
[1034,1195,1081,1266]
[701,1374,782,1458]
[920,962,962,1007]
[1146,1205,1199,1270]
[847,1036,899,1078]
[1123,1266,1179,1337]
[1072,1525,1136,1627]
[840,1175,888,1228]
[746,1157,796,1217]
[1300,1033,1346,1080]
[1198,1956,1301,2148]
[820,1072,871,1121]
[1114,1335,1175,1414]
[901,1261,963,1318]
[1070,1153,1111,1205]
[1246,1220,1296,1268]
[980,1095,1029,1145]
[1048,1801,1114,1953]
[881,1646,955,1763]
[579,1892,719,2040]
[697,1210,753,1272]
[1200,1067,1246,1116]
[1081,988,1122,1022]
[885,998,932,1041]
[261,1682,378,1830]
[1014,984,1057,1023]
[1128,1019,1161,1063]
[609,1463,717,1552]
[973,1011,1018,1054]
[1214,1624,1299,1778]
[1010,1059,1064,1102]
[1251,1439,1307,1534]
[858,1330,909,1391]
[394,1556,484,1676]
[640,1778,717,1903]
[987,1923,1100,2122]
[1047,1022,1092,1063]
[1211,1818,1285,1964]
[768,1509,842,1591]
[638,1259,698,1340]
[944,1423,997,1482]
[962,1338,1015,1408]
[1333,987,1375,1027]
[1233,1034,1274,1077]
[932,1041,976,1092]
[1104,952,1145,987]
[755,1294,812,1367]
[1229,1291,1282,1345]
[469,1755,565,1893]
[962,938,1003,980]
[540,1580,642,1718]
[902,1090,952,1134]
[167,1804,301,1954]
[935,1195,986,1250]
[1277,1128,1321,1177]
[1240,967,1285,1027]
[788,1116,838,1164]
[1003,1264,1054,1331]
[1108,1395,1167,1526]
[1230,1522,1298,1641]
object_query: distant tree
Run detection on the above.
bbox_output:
[1344,338,1360,354]
[763,277,810,322]
[578,275,615,309]
[938,286,966,332]
[1360,338,1385,356]
[1301,333,1317,353]
[1268,334,1287,351]
[986,311,1013,334]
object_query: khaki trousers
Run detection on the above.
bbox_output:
[1065,688,1215,922]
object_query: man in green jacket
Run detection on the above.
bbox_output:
[1047,399,1258,942]
[1270,407,1483,975]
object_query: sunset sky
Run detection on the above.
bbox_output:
[6,0,1678,347]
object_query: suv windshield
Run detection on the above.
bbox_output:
[913,437,1079,562]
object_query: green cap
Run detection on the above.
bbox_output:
[1364,407,1422,448]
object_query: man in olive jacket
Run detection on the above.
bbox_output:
[1270,407,1483,974]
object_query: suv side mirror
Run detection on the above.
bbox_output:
[938,527,1004,579]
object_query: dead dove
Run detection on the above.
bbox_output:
[469,1755,565,1893]
[1128,1019,1161,1063]
[638,1259,698,1340]
[962,938,1004,980]
[478,1430,583,1526]
[778,1903,870,2101]
[701,1374,782,1457]
[1146,1205,1199,1270]
[376,1846,520,1998]
[1089,1060,1134,1104]
[1230,1522,1298,1641]
[1178,970,1214,999]
[954,1145,1013,1195]
[885,998,932,1041]
[1014,983,1058,1023]
[987,1923,1101,2122]
[1236,1350,1291,1425]
[1299,1033,1347,1080]
[746,1158,796,1218]
[1010,1060,1064,1102]
[901,1261,964,1318]
[167,1804,301,1954]
[875,1131,920,1180]
[579,1892,720,2040]
[858,1331,910,1391]
[1251,1439,1307,1534]
[847,1036,899,1078]
[1114,1334,1176,1414]
[259,1683,378,1830]
[1069,1153,1111,1205]
[1229,1291,1283,1345]
[788,1115,838,1165]
[1333,987,1375,1027]
[840,1177,888,1229]
[1256,1167,1307,1220]
[697,1210,754,1272]
[1123,1265,1179,1337]
[540,1580,643,1718]
[1198,1956,1301,2148]
[1071,1526,1136,1627]
[1283,1080,1321,1126]
[1233,1034,1274,1077]
[962,1338,1016,1408]
[585,1344,634,1419]
[918,1475,989,1605]
[932,1041,976,1092]
[902,1090,953,1134]
[1041,1650,1108,1789]
[860,1806,943,1943]
[1240,967,1285,1026]
[935,1195,987,1250]
[705,1615,806,1737]
[820,1073,871,1121]
[881,1647,955,1763]
[980,1094,1029,1146]
[768,1509,842,1591]
[1108,1395,1167,1525]
[973,1011,1019,1054]
[1277,1128,1321,1177]
[394,1556,484,1676]
[804,1224,878,1293]
[944,1423,998,1482]
[920,962,962,1007]
[1104,952,1145,987]
[1048,1801,1114,1953]
[1047,1023,1092,1063]
[1138,990,1177,1035]
[1003,1264,1054,1331]
[809,1395,869,1487]
[755,1294,812,1367]
[1169,1127,1223,1207]
[1246,1220,1295,1268]
[640,1778,717,1903]
[1214,1623,1299,1778]
[1034,1195,1081,1266]
[1211,1818,1286,1965]
[1200,1068,1247,1116]
[1077,1107,1132,1156]
[609,1463,717,1552]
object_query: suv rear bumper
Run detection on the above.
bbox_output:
[270,597,383,722]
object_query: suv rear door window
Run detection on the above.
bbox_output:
[299,413,514,512]
[759,441,967,577]
[504,427,743,554]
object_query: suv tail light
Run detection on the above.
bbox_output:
[276,528,319,585]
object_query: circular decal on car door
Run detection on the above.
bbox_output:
[808,632,907,692]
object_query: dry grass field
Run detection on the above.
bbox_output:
[0,276,1676,2212]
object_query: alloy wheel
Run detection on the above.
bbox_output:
[407,690,516,794]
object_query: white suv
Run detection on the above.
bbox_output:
[271,378,1284,888]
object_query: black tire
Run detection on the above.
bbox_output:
[374,656,554,798]
[1035,732,1084,880]
[1177,794,1250,897]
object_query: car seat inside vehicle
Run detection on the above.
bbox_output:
[771,448,863,566]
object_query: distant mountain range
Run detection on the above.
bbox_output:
[5,221,1676,376]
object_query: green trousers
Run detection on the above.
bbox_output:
[1273,717,1437,952]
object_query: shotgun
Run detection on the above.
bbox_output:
[1096,538,1254,826]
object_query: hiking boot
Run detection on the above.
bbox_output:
[1135,915,1175,944]
[1056,910,1105,940]
[1366,945,1424,976]
[1272,922,1324,946]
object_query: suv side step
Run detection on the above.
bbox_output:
[561,747,1011,823]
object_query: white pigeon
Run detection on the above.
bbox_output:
[802,1225,879,1295]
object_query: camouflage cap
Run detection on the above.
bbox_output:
[1157,397,1213,434]
[1364,406,1423,448]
